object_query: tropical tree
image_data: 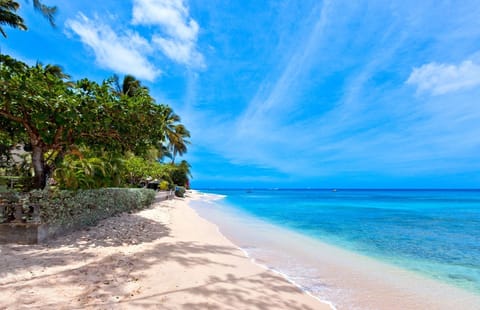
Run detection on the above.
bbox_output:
[168,124,190,163]
[0,0,56,37]
[123,154,173,187]
[121,74,142,97]
[111,74,148,98]
[112,75,191,164]
[54,149,125,190]
[31,0,56,26]
[0,55,190,189]
[165,159,191,187]
[159,105,181,142]
[156,143,172,162]
[0,0,26,37]
[0,55,76,188]
[157,105,190,162]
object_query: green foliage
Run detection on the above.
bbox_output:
[0,187,19,202]
[175,186,186,198]
[25,188,155,227]
[0,55,79,188]
[123,155,191,189]
[168,124,190,163]
[167,160,192,187]
[0,188,21,222]
[54,150,125,190]
[31,0,57,27]
[159,180,170,190]
[0,55,191,190]
[0,0,27,37]
[124,154,171,187]
[0,0,56,38]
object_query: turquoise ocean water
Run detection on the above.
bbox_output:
[196,189,480,294]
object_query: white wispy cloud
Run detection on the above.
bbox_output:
[65,14,160,81]
[132,0,205,68]
[187,0,480,184]
[65,0,203,80]
[152,36,204,67]
[406,59,480,95]
[238,1,331,128]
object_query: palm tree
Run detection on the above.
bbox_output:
[168,124,190,163]
[160,105,181,142]
[112,74,146,97]
[178,160,192,178]
[44,63,70,79]
[157,105,190,163]
[0,0,26,37]
[0,0,56,38]
[157,143,172,162]
[32,0,56,27]
[122,74,142,97]
[42,63,75,87]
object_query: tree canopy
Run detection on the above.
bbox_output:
[0,54,191,190]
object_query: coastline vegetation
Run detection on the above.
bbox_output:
[0,54,192,191]
[1,1,192,211]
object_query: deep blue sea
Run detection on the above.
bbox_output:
[199,189,480,293]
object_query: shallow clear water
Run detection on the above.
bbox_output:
[197,189,480,293]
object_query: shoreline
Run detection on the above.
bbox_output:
[0,191,330,309]
[187,190,337,309]
[191,190,480,309]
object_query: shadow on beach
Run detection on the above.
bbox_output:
[117,270,318,310]
[0,201,321,310]
[0,204,172,278]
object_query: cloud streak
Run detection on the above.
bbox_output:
[185,1,480,187]
[65,0,203,80]
[65,14,160,81]
[133,0,205,68]
[406,59,480,95]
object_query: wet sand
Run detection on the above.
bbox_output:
[191,192,480,310]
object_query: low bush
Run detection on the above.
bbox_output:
[0,189,20,223]
[22,188,156,228]
[159,180,170,190]
[175,186,186,198]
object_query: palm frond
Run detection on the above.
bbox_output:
[0,0,27,37]
[31,0,56,27]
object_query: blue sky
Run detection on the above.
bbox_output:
[3,0,480,188]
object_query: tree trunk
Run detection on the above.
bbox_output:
[31,145,46,189]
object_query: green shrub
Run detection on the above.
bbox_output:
[26,188,155,228]
[0,188,20,203]
[54,152,126,190]
[175,186,186,198]
[0,189,20,223]
[159,180,170,190]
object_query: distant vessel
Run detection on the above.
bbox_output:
[332,189,337,192]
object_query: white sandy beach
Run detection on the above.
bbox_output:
[193,191,480,310]
[0,191,330,309]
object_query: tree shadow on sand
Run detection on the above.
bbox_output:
[52,211,172,248]
[0,201,322,310]
[0,209,171,280]
[2,239,320,310]
[122,271,320,310]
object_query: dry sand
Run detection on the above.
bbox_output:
[0,191,330,310]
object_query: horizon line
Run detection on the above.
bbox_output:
[193,187,480,191]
